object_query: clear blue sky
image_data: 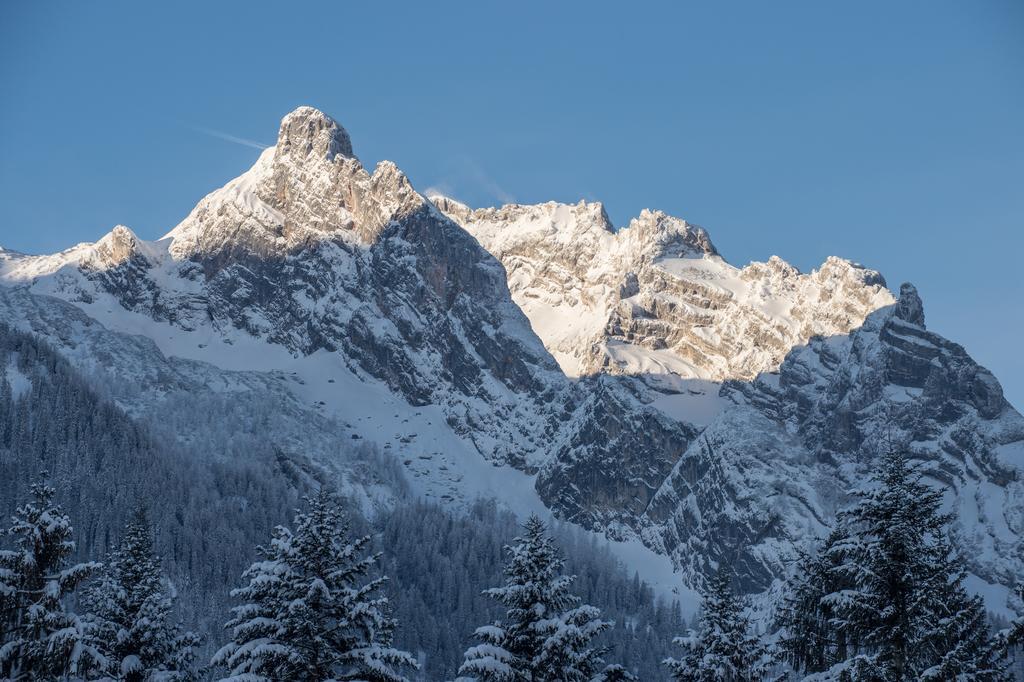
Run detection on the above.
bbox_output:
[1,1,1022,407]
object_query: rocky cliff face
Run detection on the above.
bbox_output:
[437,197,893,383]
[3,108,572,470]
[439,191,1024,598]
[644,284,1024,593]
[3,106,1022,610]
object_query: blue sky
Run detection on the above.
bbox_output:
[1,1,1022,407]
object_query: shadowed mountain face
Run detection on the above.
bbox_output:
[1,106,1021,609]
[644,293,1024,593]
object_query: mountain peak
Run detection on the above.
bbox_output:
[624,208,718,257]
[89,224,142,267]
[276,106,354,161]
[895,281,925,327]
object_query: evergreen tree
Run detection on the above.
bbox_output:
[775,527,855,674]
[1000,585,1024,675]
[591,663,638,681]
[664,571,768,681]
[1006,589,1024,640]
[0,321,688,679]
[0,477,104,680]
[212,488,416,681]
[84,506,199,681]
[917,540,1005,680]
[458,515,611,682]
[775,448,1006,680]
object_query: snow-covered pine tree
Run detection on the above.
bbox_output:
[917,534,1006,680]
[776,447,1007,680]
[458,623,518,682]
[457,515,612,682]
[999,585,1024,676]
[664,570,768,682]
[0,477,104,680]
[775,527,854,674]
[1003,585,1024,655]
[84,506,199,681]
[591,663,638,681]
[212,487,416,682]
[837,448,1007,679]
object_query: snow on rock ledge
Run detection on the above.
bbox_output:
[438,199,894,381]
[2,106,1022,612]
[276,105,354,161]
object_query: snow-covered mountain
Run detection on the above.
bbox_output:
[3,106,1022,614]
[433,197,892,383]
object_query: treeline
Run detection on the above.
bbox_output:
[0,323,684,678]
[0,321,315,644]
[5,450,1024,680]
[379,500,685,680]
[4,323,1024,679]
[0,477,665,680]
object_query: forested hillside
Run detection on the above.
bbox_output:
[380,500,685,680]
[0,323,683,679]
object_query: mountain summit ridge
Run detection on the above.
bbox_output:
[277,105,355,161]
[2,106,1021,614]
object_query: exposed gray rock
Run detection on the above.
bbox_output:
[895,281,926,326]
[2,106,1022,611]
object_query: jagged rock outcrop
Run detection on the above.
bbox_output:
[2,106,1022,609]
[437,197,894,382]
[2,107,575,469]
[645,288,1024,592]
[538,375,700,535]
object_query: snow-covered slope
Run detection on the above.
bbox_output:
[1,107,569,472]
[645,283,1024,595]
[437,194,1024,610]
[433,196,893,383]
[3,106,1022,616]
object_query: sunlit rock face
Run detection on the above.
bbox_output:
[439,197,894,383]
[2,107,1022,608]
